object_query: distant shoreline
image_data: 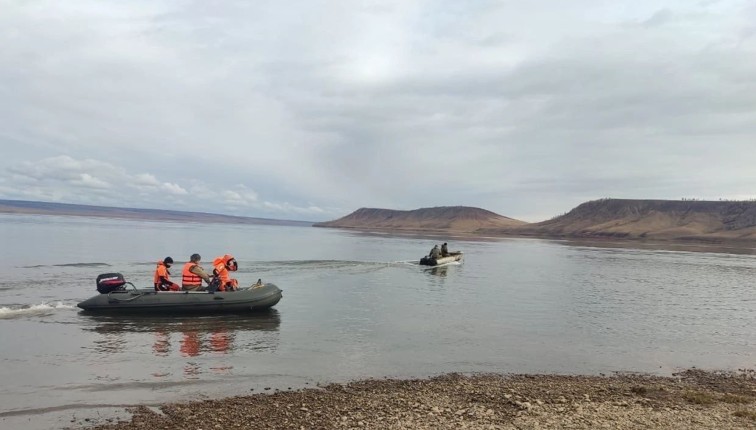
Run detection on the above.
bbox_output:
[0,208,313,227]
[315,224,756,251]
[7,198,756,247]
[0,199,313,227]
[6,207,756,254]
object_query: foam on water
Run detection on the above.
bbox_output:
[0,302,76,319]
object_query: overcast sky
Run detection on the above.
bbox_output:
[1,1,754,222]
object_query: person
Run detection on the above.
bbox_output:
[154,257,180,291]
[212,254,239,292]
[441,242,449,257]
[181,253,212,291]
[429,245,441,260]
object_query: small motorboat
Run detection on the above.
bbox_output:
[77,273,282,314]
[419,251,463,267]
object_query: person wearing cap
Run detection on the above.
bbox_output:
[441,242,449,257]
[181,253,212,291]
[154,257,180,291]
[212,254,239,292]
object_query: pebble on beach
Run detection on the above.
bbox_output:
[79,369,756,430]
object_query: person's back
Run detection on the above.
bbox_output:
[429,245,441,259]
[441,243,449,257]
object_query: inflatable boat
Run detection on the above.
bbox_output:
[419,251,463,267]
[78,273,282,314]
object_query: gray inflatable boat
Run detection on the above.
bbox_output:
[77,283,282,314]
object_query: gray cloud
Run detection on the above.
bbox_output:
[0,0,754,222]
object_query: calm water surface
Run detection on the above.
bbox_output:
[0,214,754,428]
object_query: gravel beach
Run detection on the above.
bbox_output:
[78,369,755,429]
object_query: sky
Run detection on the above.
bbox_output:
[1,0,755,222]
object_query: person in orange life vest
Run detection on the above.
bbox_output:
[154,257,180,291]
[181,253,212,291]
[212,254,239,292]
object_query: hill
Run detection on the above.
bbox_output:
[488,199,756,242]
[316,199,756,243]
[0,199,313,226]
[314,206,526,233]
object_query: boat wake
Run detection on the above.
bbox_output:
[391,260,424,266]
[54,262,111,268]
[423,260,462,269]
[247,260,401,275]
[258,260,388,268]
[0,302,76,320]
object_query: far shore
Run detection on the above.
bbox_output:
[317,225,756,253]
[5,205,756,253]
[0,207,313,227]
[79,369,756,429]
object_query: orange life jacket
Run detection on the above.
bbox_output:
[212,254,237,291]
[182,262,202,288]
[153,261,171,288]
[213,262,230,291]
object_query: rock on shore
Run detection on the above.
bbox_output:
[79,369,755,430]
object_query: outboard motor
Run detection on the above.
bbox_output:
[419,256,436,266]
[96,273,126,294]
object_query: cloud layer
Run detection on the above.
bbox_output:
[1,0,755,221]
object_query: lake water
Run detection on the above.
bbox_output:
[0,214,754,429]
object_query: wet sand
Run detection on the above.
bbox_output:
[77,369,755,429]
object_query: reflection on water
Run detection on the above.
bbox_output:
[426,266,448,277]
[84,310,281,357]
[560,238,756,256]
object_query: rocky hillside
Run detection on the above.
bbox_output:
[314,206,526,233]
[496,199,756,241]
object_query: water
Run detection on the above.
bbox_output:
[0,214,754,428]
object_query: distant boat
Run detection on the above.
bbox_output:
[78,276,282,314]
[419,251,463,267]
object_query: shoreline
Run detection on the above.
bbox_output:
[0,208,313,227]
[78,369,756,429]
[4,209,756,251]
[319,225,756,254]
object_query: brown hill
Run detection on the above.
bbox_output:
[487,198,756,242]
[314,200,756,242]
[314,206,526,233]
